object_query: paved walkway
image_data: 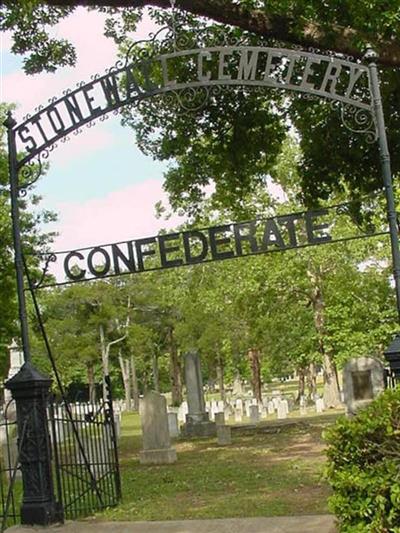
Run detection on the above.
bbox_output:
[9,515,336,532]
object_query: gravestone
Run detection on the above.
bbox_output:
[315,397,324,413]
[343,356,385,416]
[234,409,242,423]
[267,401,275,415]
[167,412,179,438]
[232,374,244,396]
[214,412,225,426]
[113,412,121,439]
[178,401,188,424]
[224,406,232,422]
[299,396,307,416]
[236,398,243,414]
[139,391,177,464]
[4,340,24,421]
[277,400,287,419]
[217,425,232,446]
[181,351,216,437]
[249,405,260,423]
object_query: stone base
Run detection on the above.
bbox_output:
[139,447,177,465]
[21,500,64,526]
[181,420,216,438]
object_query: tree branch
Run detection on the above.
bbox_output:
[26,0,400,67]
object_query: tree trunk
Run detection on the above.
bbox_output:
[247,348,262,403]
[118,351,131,411]
[167,326,182,406]
[152,351,160,392]
[306,362,317,399]
[37,0,400,67]
[308,267,341,408]
[296,367,306,402]
[216,355,225,403]
[130,353,140,411]
[87,362,96,404]
[99,324,109,401]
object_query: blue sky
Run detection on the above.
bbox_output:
[1,8,183,268]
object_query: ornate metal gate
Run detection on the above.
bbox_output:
[0,377,121,530]
[49,376,121,520]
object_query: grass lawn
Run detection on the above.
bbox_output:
[96,409,343,522]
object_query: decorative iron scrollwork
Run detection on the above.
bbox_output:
[18,155,45,194]
[340,103,377,143]
[32,254,57,290]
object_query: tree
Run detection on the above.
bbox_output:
[2,1,400,68]
[3,3,399,210]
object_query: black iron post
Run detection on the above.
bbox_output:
[365,47,400,379]
[6,366,63,525]
[4,112,63,524]
[4,112,31,362]
[365,47,400,320]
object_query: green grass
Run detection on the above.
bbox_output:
[96,410,340,522]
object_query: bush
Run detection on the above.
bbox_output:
[324,387,400,532]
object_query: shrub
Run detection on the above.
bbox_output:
[324,387,400,532]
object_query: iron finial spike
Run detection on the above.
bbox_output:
[3,110,17,129]
[363,44,379,63]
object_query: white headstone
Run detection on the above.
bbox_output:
[167,412,179,438]
[234,409,242,423]
[315,398,325,413]
[139,391,177,464]
[249,405,260,423]
[277,400,287,419]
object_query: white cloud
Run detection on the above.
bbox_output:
[2,8,157,121]
[54,178,183,252]
[46,178,183,280]
[47,121,116,166]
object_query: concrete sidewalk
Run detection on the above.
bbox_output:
[8,515,337,533]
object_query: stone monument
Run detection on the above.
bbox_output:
[343,356,385,416]
[181,351,216,438]
[139,391,177,464]
[4,340,24,420]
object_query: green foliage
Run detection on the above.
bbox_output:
[324,387,400,532]
[3,3,400,208]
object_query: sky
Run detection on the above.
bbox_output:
[1,8,184,264]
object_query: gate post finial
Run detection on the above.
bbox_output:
[363,44,379,63]
[3,110,16,130]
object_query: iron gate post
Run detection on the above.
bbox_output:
[4,112,63,524]
[5,364,64,525]
[365,47,400,320]
[365,46,400,381]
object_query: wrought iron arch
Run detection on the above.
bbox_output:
[4,27,400,363]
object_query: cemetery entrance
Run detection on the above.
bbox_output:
[4,22,400,528]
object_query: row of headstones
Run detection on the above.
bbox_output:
[174,393,325,427]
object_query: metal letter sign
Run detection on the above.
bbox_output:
[35,205,388,288]
[4,27,400,362]
[15,45,374,164]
